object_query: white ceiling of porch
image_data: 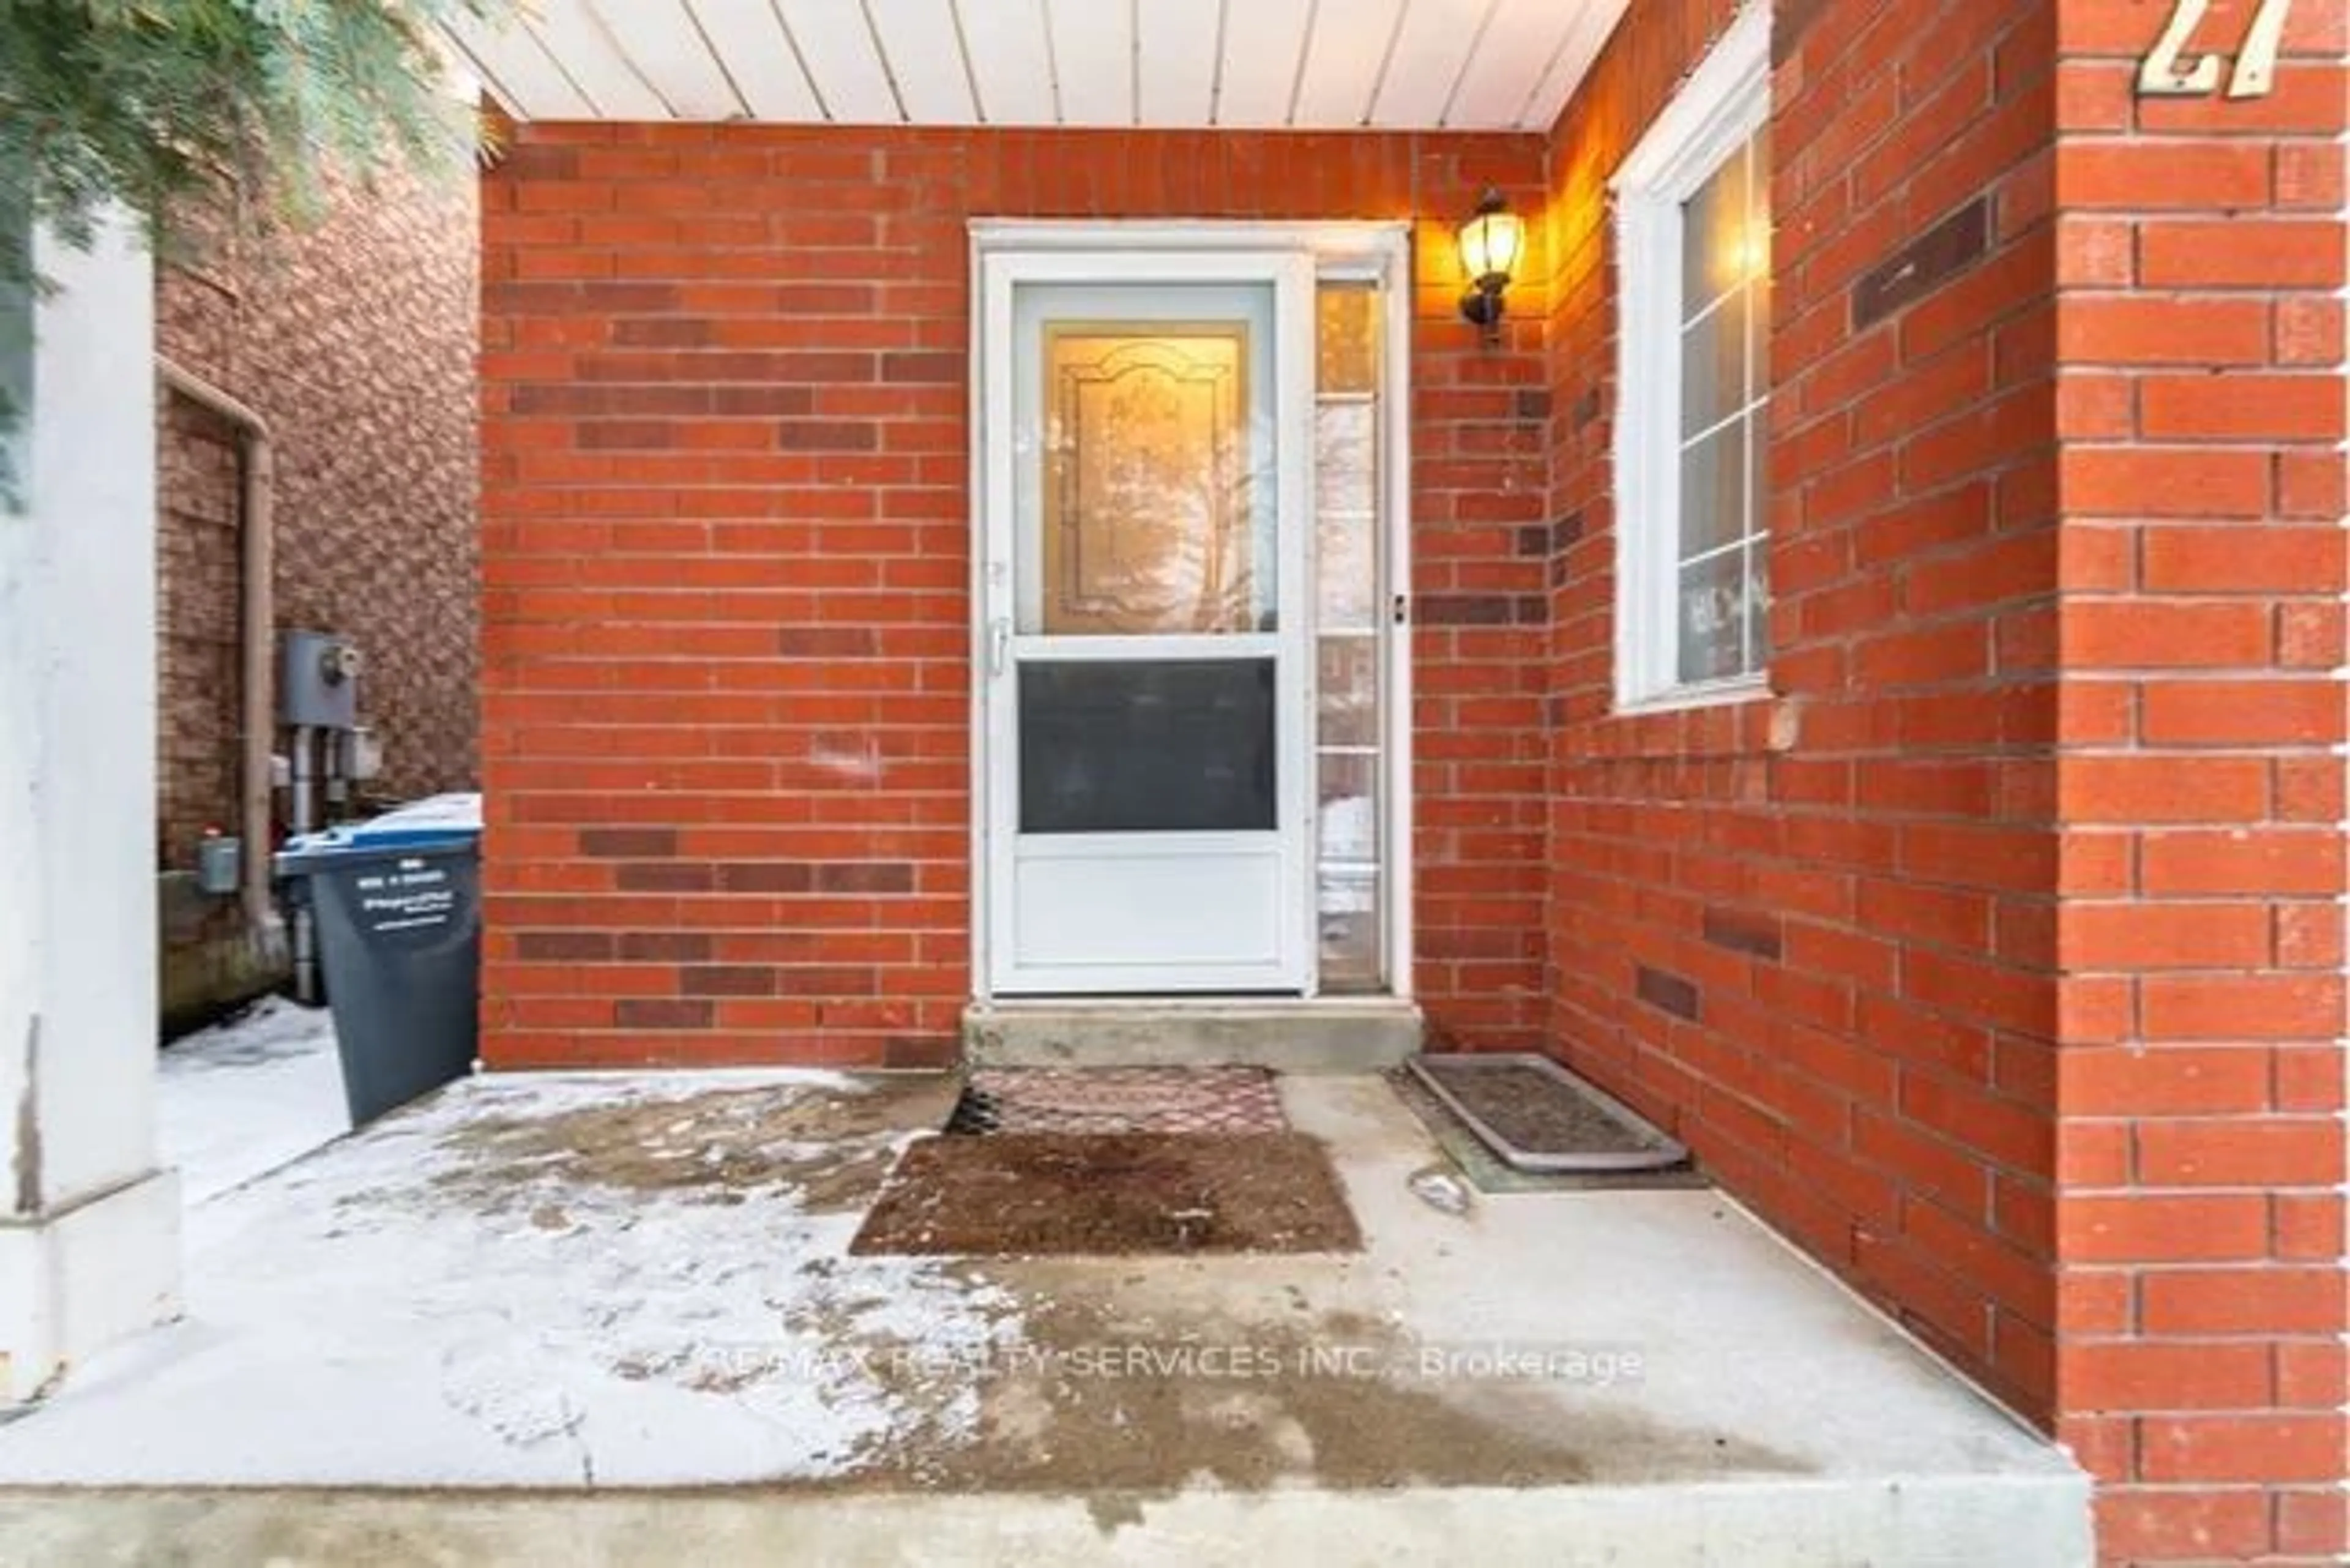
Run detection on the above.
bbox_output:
[445,0,1628,132]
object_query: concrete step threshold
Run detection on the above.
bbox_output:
[962,999,1424,1070]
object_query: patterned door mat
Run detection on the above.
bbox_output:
[946,1067,1288,1137]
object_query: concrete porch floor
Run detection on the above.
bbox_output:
[0,1070,2088,1566]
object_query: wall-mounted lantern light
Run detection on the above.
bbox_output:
[1456,188,1523,346]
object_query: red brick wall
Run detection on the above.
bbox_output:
[2049,2,2348,1561]
[1535,0,2346,1559]
[1538,0,2065,1417]
[479,128,1549,1067]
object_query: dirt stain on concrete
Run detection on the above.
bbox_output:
[841,1290,1812,1518]
[421,1077,957,1215]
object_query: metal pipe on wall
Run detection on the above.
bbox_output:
[155,357,275,935]
[289,724,312,838]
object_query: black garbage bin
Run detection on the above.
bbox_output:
[275,794,483,1126]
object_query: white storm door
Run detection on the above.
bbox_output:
[980,252,1315,995]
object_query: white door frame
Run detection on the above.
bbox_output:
[967,220,1416,1004]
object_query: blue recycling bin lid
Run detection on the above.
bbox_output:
[277,792,483,870]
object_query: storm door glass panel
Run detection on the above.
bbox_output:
[1015,285,1277,636]
[1010,280,1280,840]
[1313,281,1384,990]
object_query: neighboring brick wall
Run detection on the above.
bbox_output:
[154,378,272,1033]
[1537,0,2064,1417]
[155,387,246,864]
[155,157,481,875]
[479,127,1549,1067]
[2049,2,2348,1561]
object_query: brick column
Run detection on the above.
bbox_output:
[2051,1,2348,1560]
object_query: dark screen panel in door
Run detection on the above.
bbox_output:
[1019,660,1278,834]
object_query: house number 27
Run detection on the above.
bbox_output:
[2138,0,2292,99]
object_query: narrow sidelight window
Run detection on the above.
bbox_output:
[1313,280,1384,990]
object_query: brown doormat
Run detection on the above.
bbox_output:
[849,1132,1361,1257]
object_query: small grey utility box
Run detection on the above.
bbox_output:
[195,832,242,896]
[281,629,363,730]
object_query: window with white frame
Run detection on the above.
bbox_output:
[1613,4,1771,709]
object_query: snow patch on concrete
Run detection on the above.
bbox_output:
[158,997,347,1205]
[0,1072,1020,1485]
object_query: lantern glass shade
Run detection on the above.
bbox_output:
[1457,206,1523,286]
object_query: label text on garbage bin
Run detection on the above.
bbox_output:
[354,858,458,935]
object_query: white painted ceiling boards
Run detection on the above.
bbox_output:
[446,0,1631,132]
